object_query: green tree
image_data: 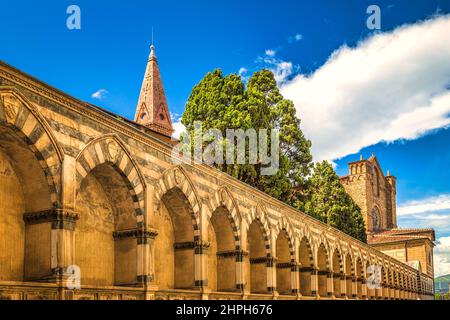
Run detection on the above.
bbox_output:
[182,69,312,201]
[182,69,366,242]
[300,161,367,243]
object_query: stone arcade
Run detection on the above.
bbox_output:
[0,45,434,300]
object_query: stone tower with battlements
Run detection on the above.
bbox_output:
[341,155,435,278]
[340,155,397,233]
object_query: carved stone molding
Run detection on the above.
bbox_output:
[23,209,79,230]
[173,240,211,253]
[113,228,159,243]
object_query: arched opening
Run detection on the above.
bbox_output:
[366,261,375,299]
[332,249,342,297]
[374,167,380,197]
[344,254,354,298]
[316,244,329,297]
[208,206,236,292]
[75,163,138,286]
[371,207,381,232]
[0,124,55,281]
[275,230,292,295]
[247,220,268,294]
[356,258,364,299]
[382,267,388,299]
[155,187,195,290]
[389,269,395,299]
[299,237,313,296]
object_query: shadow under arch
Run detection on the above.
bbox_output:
[246,205,272,294]
[299,236,314,296]
[153,165,202,290]
[0,87,63,281]
[207,187,242,292]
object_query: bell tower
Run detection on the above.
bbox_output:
[135,44,174,137]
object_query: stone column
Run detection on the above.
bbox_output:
[23,209,79,297]
[291,263,300,297]
[239,219,249,297]
[57,155,78,283]
[194,240,210,291]
[351,276,357,299]
[235,250,247,292]
[340,275,346,298]
[310,269,319,298]
[362,279,368,299]
[266,256,276,294]
[327,271,333,298]
[137,228,159,298]
[267,231,277,296]
[195,206,211,298]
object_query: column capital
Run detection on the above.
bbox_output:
[113,228,159,244]
[23,209,79,230]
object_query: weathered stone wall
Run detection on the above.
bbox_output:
[341,159,395,232]
[0,62,433,300]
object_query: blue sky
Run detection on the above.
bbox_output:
[1,0,450,275]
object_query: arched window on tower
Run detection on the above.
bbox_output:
[371,207,381,231]
[374,167,380,197]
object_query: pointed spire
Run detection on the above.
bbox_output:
[150,45,156,59]
[135,44,174,137]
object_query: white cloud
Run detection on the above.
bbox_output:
[91,89,109,100]
[172,120,186,139]
[398,195,450,217]
[265,49,276,57]
[281,15,450,162]
[257,54,295,84]
[397,194,450,276]
[397,194,450,236]
[272,61,293,84]
[294,34,303,41]
[238,67,247,76]
[435,236,450,277]
[288,33,303,43]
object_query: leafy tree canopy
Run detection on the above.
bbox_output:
[300,161,367,243]
[181,69,366,243]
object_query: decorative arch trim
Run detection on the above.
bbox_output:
[274,217,296,261]
[331,247,344,273]
[154,165,201,240]
[75,134,146,225]
[315,242,330,271]
[0,87,63,208]
[248,204,272,257]
[298,235,314,268]
[208,186,241,250]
